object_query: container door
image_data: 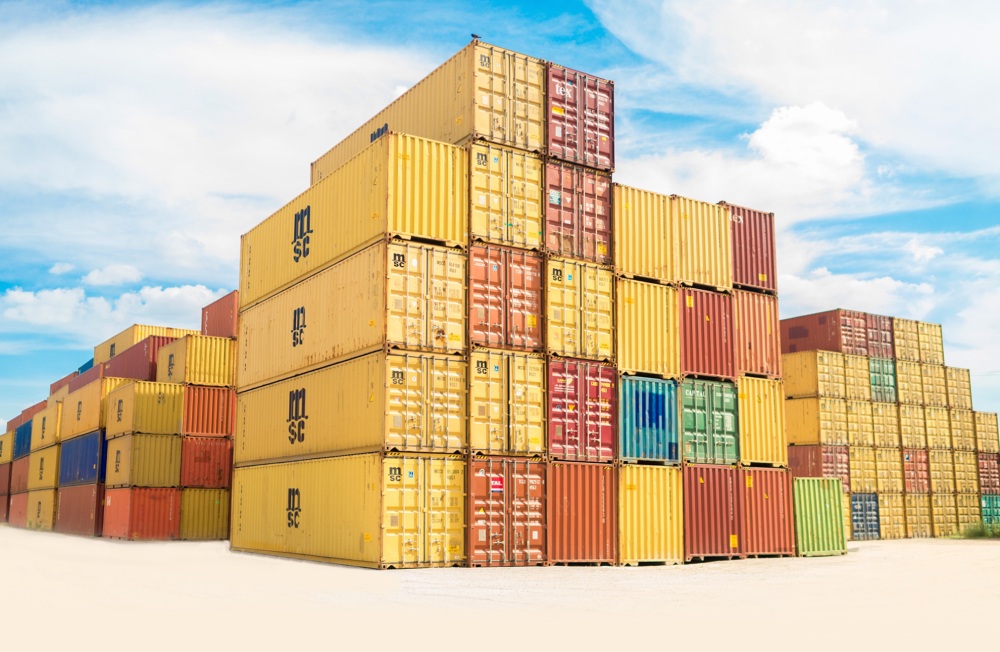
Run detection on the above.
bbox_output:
[507,248,544,350]
[385,354,426,451]
[423,456,465,566]
[468,457,509,565]
[509,459,545,564]
[547,359,580,459]
[469,350,508,454]
[425,356,466,453]
[510,354,545,455]
[582,363,615,462]
[546,259,581,357]
[469,245,507,347]
[382,457,424,566]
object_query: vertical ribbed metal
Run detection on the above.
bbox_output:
[792,477,847,556]
[546,461,616,564]
[732,290,781,378]
[618,465,683,564]
[742,468,794,556]
[737,377,786,466]
[619,376,679,463]
[616,279,678,377]
[683,464,744,560]
[179,488,230,540]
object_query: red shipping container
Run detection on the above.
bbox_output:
[183,386,235,437]
[469,244,544,351]
[8,492,28,528]
[741,468,794,556]
[56,483,105,537]
[181,437,232,488]
[732,290,781,378]
[104,336,176,382]
[679,288,735,379]
[865,313,895,359]
[0,462,9,495]
[49,370,79,396]
[547,358,616,461]
[903,448,930,494]
[979,453,1000,494]
[103,487,181,540]
[202,290,239,339]
[547,460,617,564]
[787,444,850,493]
[10,456,29,494]
[467,455,546,567]
[20,400,47,425]
[683,464,745,561]
[6,414,23,432]
[0,494,7,523]
[68,363,105,394]
[546,64,614,172]
[780,309,868,356]
[544,160,612,265]
[722,202,777,294]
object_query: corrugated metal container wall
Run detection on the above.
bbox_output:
[201,290,239,339]
[842,355,871,401]
[737,377,786,467]
[950,409,975,452]
[183,386,235,437]
[470,142,543,249]
[878,493,906,540]
[179,488,230,540]
[792,478,846,556]
[679,288,734,379]
[786,444,850,493]
[10,456,29,494]
[545,256,614,361]
[869,358,897,404]
[865,313,895,358]
[618,464,683,565]
[723,202,777,294]
[49,382,71,403]
[681,379,738,465]
[68,362,103,394]
[945,367,972,410]
[984,495,1000,525]
[180,437,232,488]
[732,290,781,378]
[616,279,678,377]
[917,322,945,365]
[742,468,794,556]
[60,377,131,442]
[875,448,904,493]
[94,325,198,366]
[469,349,545,456]
[0,431,12,464]
[237,240,467,391]
[14,420,32,459]
[850,493,880,541]
[892,317,920,362]
[103,335,176,382]
[546,64,614,171]
[27,445,60,491]
[905,493,932,538]
[26,489,58,531]
[953,450,979,494]
[975,412,999,454]
[895,361,923,406]
[785,397,848,446]
[0,461,9,494]
[310,41,545,184]
[920,364,947,407]
[59,430,106,487]
[55,483,104,537]
[8,492,28,528]
[156,335,235,387]
[619,376,679,464]
[231,453,466,568]
[613,184,675,283]
[899,404,927,449]
[50,370,78,396]
[978,453,1000,494]
[780,309,868,356]
[546,461,616,564]
[683,464,744,561]
[467,456,545,566]
[930,493,958,538]
[544,161,613,264]
[547,358,616,462]
[468,244,544,351]
[103,487,181,540]
[21,400,47,424]
[872,402,901,448]
[6,415,22,432]
[105,434,182,488]
[846,400,875,447]
[673,195,732,290]
[956,493,981,534]
[782,351,845,399]
[928,448,955,494]
[105,382,184,438]
[0,493,7,523]
[30,401,62,451]
[924,406,951,449]
[903,448,930,493]
[848,446,877,493]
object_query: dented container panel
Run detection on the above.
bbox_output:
[732,290,781,378]
[618,464,683,565]
[547,358,616,462]
[467,456,546,566]
[470,142,544,249]
[469,349,545,456]
[546,64,614,171]
[723,202,777,294]
[469,243,544,351]
[544,161,612,264]
[545,256,614,361]
[616,279,679,378]
[546,460,617,564]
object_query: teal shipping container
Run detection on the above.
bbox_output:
[793,477,847,557]
[619,376,678,463]
[680,378,738,464]
[869,357,897,403]
[982,495,1000,526]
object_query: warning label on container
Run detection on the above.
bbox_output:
[491,475,504,493]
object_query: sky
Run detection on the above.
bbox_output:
[2,0,999,417]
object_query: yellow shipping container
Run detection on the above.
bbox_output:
[0,430,11,464]
[237,240,467,391]
[60,377,132,442]
[848,446,877,493]
[616,279,678,377]
[235,351,467,467]
[94,324,199,365]
[27,444,60,491]
[469,349,545,456]
[49,382,70,403]
[546,256,614,362]
[893,317,920,362]
[157,335,235,387]
[30,401,62,451]
[673,194,732,290]
[470,141,543,249]
[918,321,945,365]
[905,493,932,538]
[310,41,545,185]
[781,351,845,399]
[956,493,981,535]
[924,406,951,450]
[846,400,875,447]
[953,450,979,494]
[945,367,972,410]
[949,409,975,452]
[614,184,676,284]
[105,434,182,488]
[875,448,904,493]
[975,411,999,454]
[898,404,927,449]
[896,361,923,405]
[180,488,230,540]
[920,364,947,407]
[842,354,871,401]
[231,453,466,568]
[872,402,901,448]
[930,493,957,538]
[928,449,955,494]
[737,377,787,466]
[842,493,852,542]
[878,493,906,540]
[785,397,848,446]
[105,382,183,439]
[26,489,58,531]
[618,464,683,565]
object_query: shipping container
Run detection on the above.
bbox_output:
[928,449,955,494]
[849,446,877,493]
[872,402,901,448]
[732,290,781,378]
[786,444,850,493]
[157,335,235,387]
[469,243,544,350]
[956,493,982,534]
[469,349,545,456]
[892,317,920,362]
[674,195,732,290]
[846,400,875,447]
[613,184,675,283]
[181,437,232,488]
[681,379,738,465]
[10,456,29,494]
[546,63,614,171]
[68,362,103,394]
[8,492,27,528]
[201,290,239,339]
[105,434,182,488]
[850,493,880,541]
[105,381,184,439]
[183,386,235,437]
[920,364,947,407]
[904,493,932,538]
[978,453,1000,494]
[953,450,979,494]
[545,161,612,264]
[930,493,958,538]
[6,415,21,433]
[949,409,975,452]
[60,377,131,442]
[865,313,895,359]
[467,456,545,566]
[30,401,62,451]
[20,400,48,426]
[14,420,32,459]
[103,487,181,540]
[0,492,7,523]
[0,461,9,495]
[899,404,927,449]
[27,444,60,491]
[618,464,683,565]
[547,358,616,462]
[875,447,904,493]
[103,335,176,382]
[547,460,617,564]
[470,142,543,249]
[231,453,466,568]
[679,288,735,379]
[683,464,744,561]
[0,430,12,464]
[742,468,794,556]
[59,430,106,487]
[842,493,853,542]
[94,325,198,366]
[238,240,467,391]
[722,202,777,294]
[975,412,999,454]
[78,358,94,374]
[785,397,848,446]
[180,488,230,540]
[903,448,930,494]
[917,322,945,365]
[619,376,679,464]
[781,351,844,399]
[842,355,871,402]
[26,488,57,531]
[616,279,679,378]
[737,377,786,466]
[878,493,906,540]
[792,478,847,556]
[55,483,104,537]
[981,495,1000,526]
[49,382,70,403]
[945,367,972,410]
[924,406,951,450]
[780,309,868,356]
[546,256,614,361]
[50,370,78,397]
[310,41,544,184]
[895,361,923,406]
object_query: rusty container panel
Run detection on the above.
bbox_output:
[742,468,794,557]
[785,397,848,446]
[921,364,947,408]
[469,349,545,456]
[470,142,544,249]
[201,290,239,339]
[618,464,683,565]
[737,377,786,467]
[0,493,6,523]
[872,402,901,448]
[613,184,676,284]
[50,370,78,397]
[27,444,60,491]
[105,434,182,488]
[979,453,1000,494]
[545,256,615,361]
[0,462,9,496]
[918,321,945,365]
[843,355,871,402]
[103,336,176,382]
[846,400,875,447]
[865,313,895,359]
[10,456,29,494]
[925,406,951,450]
[546,460,617,564]
[875,448,904,493]
[946,367,972,410]
[683,464,745,561]
[546,63,614,171]
[467,456,546,567]
[928,449,955,494]
[780,309,868,356]
[0,430,10,464]
[892,317,920,362]
[26,488,58,531]
[722,202,777,294]
[976,412,999,454]
[787,444,850,493]
[673,195,732,290]
[953,450,979,494]
[469,244,544,351]
[105,381,184,439]
[878,493,906,540]
[679,288,734,379]
[869,357,898,404]
[899,404,927,449]
[20,400,47,425]
[957,493,981,534]
[950,409,975,452]
[616,279,679,378]
[183,386,235,437]
[905,493,932,538]
[6,414,22,433]
[55,483,104,537]
[103,487,181,540]
[732,290,781,378]
[896,361,923,406]
[931,493,958,538]
[782,351,845,399]
[8,492,27,528]
[181,437,232,489]
[93,325,199,366]
[156,335,235,387]
[60,377,132,442]
[68,363,103,394]
[545,161,612,264]
[30,401,62,451]
[903,448,930,494]
[547,358,616,462]
[180,488,230,540]
[848,446,877,493]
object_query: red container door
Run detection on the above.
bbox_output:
[547,461,616,564]
[10,457,29,494]
[787,445,850,494]
[469,244,506,348]
[866,313,895,358]
[683,464,745,561]
[103,487,181,540]
[181,437,233,488]
[547,358,615,462]
[8,492,28,528]
[544,162,612,265]
[0,494,7,523]
[680,288,735,379]
[546,64,614,171]
[507,248,544,351]
[0,462,9,495]
[725,203,777,294]
[470,245,543,351]
[903,448,930,493]
[979,453,1000,494]
[467,456,545,567]
[733,290,781,377]
[742,468,794,556]
[55,483,105,537]
[183,386,235,437]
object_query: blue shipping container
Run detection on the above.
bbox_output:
[851,493,880,541]
[982,495,1000,526]
[13,420,32,460]
[59,430,107,486]
[77,358,94,374]
[619,376,679,463]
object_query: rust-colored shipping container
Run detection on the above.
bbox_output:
[467,455,545,567]
[975,412,999,454]
[68,363,103,394]
[780,309,868,356]
[0,493,7,523]
[722,202,776,294]
[202,290,239,339]
[679,288,734,379]
[10,456,29,494]
[6,415,22,432]
[547,358,615,462]
[183,386,235,437]
[787,444,850,493]
[903,448,930,494]
[8,492,28,528]
[979,453,1000,494]
[546,63,614,171]
[103,335,176,382]
[865,313,894,358]
[93,325,199,366]
[469,243,544,350]
[683,464,744,561]
[544,160,612,264]
[49,371,78,397]
[55,483,104,537]
[892,317,920,362]
[732,290,781,378]
[103,487,181,540]
[0,461,9,494]
[742,468,794,557]
[546,461,616,564]
[181,437,232,488]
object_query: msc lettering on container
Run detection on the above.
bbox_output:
[292,206,312,262]
[287,388,307,444]
[291,307,306,347]
[287,488,301,528]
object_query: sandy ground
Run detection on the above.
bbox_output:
[2,527,999,650]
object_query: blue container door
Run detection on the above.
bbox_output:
[58,430,106,486]
[13,420,32,459]
[851,493,881,541]
[619,376,678,463]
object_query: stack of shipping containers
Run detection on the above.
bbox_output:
[7,402,49,527]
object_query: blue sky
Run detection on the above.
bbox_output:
[2,0,999,416]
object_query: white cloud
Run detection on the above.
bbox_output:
[49,262,74,275]
[82,264,143,286]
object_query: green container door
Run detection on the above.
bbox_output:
[680,379,738,464]
[982,495,1000,526]
[869,358,897,403]
[793,477,847,557]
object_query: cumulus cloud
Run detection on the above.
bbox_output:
[49,262,74,275]
[82,264,143,286]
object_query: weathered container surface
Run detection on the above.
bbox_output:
[742,468,794,556]
[928,449,955,494]
[238,240,467,391]
[681,379,738,465]
[981,495,1000,526]
[50,370,78,396]
[105,381,184,438]
[201,290,239,339]
[27,444,60,491]
[953,450,979,494]
[845,400,875,447]
[184,386,235,437]
[978,453,1000,494]
[872,402,901,448]
[55,483,104,537]
[547,460,617,564]
[106,434,182,488]
[0,461,10,495]
[737,377,786,467]
[236,351,467,467]
[60,377,132,442]
[94,325,199,366]
[786,444,850,493]
[865,313,895,358]
[10,456,29,494]
[869,357,898,404]
[467,456,546,566]
[875,447,904,493]
[8,492,28,528]
[0,431,10,464]
[616,279,679,377]
[917,321,945,365]
[722,202,777,294]
[975,412,999,454]
[930,493,958,538]
[899,404,927,449]
[613,184,676,283]
[905,493,932,538]
[469,349,545,456]
[683,464,745,561]
[0,493,7,522]
[850,493,880,541]
[157,335,235,387]
[949,409,975,452]
[945,367,972,410]
[674,195,732,290]
[470,142,543,249]
[780,309,868,356]
[924,406,951,450]
[20,400,47,424]
[781,351,845,400]
[619,376,679,464]
[103,487,181,540]
[903,448,930,494]
[26,488,58,531]
[310,41,545,184]
[679,288,734,379]
[843,355,871,402]
[920,364,947,408]
[895,361,923,406]
[14,420,32,459]
[30,401,62,451]
[878,493,906,540]
[59,430,106,487]
[732,290,781,378]
[547,358,616,462]
[49,382,71,403]
[956,493,982,534]
[546,256,614,361]
[103,335,176,383]
[180,488,230,540]
[848,446,877,493]
[618,464,683,565]
[181,437,232,489]
[469,243,544,350]
[546,63,614,171]
[231,453,466,568]
[544,161,612,264]
[892,317,920,362]
[68,362,104,394]
[785,397,848,446]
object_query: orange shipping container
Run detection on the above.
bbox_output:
[201,290,239,339]
[103,487,181,540]
[467,456,545,567]
[732,290,781,378]
[468,243,544,351]
[183,386,235,437]
[546,461,616,564]
[545,161,612,264]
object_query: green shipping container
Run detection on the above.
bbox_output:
[982,495,1000,526]
[793,477,847,557]
[869,358,898,403]
[680,379,738,464]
